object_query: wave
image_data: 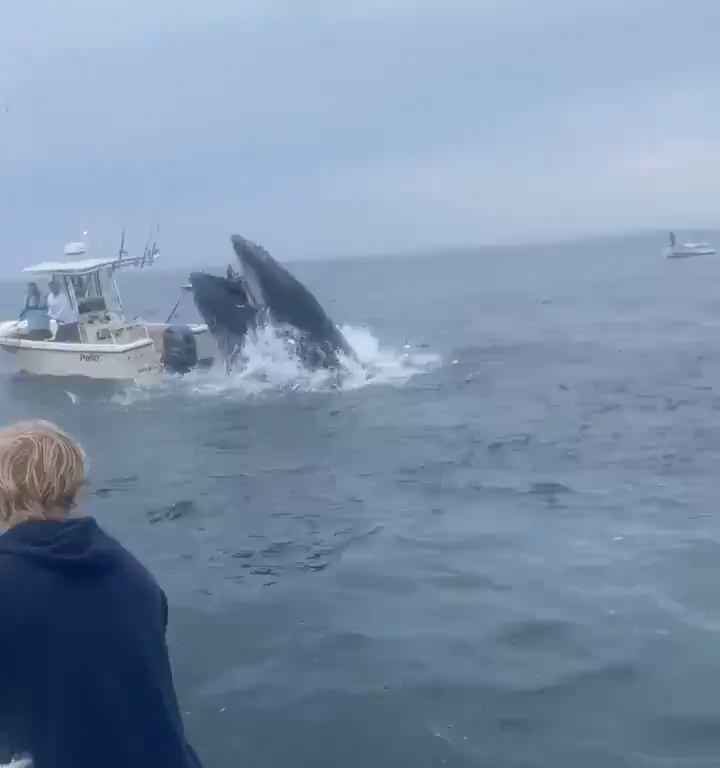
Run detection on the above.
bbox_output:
[113,325,441,404]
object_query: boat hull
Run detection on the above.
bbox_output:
[0,337,161,381]
[665,243,716,258]
[0,324,214,382]
[667,250,716,258]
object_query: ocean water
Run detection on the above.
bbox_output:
[2,235,720,766]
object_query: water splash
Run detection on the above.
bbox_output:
[339,325,441,389]
[185,325,440,397]
[115,325,440,404]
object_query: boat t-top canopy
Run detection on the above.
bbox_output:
[25,258,121,277]
[23,253,158,277]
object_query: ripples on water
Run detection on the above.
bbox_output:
[2,240,720,767]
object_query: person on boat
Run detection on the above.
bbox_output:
[0,421,204,768]
[21,282,43,312]
[18,283,51,341]
[47,278,80,343]
[71,275,88,300]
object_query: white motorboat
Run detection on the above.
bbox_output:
[0,238,215,382]
[665,231,716,258]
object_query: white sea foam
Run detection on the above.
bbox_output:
[114,325,440,404]
[183,324,440,397]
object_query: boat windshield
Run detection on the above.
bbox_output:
[98,269,123,314]
[45,267,123,317]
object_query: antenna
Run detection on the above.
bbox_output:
[118,229,127,261]
[141,224,160,268]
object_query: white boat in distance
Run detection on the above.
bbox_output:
[665,231,716,258]
[0,237,215,382]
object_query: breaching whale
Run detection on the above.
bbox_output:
[189,235,355,371]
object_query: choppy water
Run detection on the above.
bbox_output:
[2,235,720,767]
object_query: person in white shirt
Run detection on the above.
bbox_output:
[47,279,80,342]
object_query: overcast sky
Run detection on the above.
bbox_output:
[1,0,718,270]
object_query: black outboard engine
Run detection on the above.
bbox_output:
[162,325,198,374]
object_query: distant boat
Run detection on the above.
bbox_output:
[665,231,716,258]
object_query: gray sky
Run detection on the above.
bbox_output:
[1,0,718,270]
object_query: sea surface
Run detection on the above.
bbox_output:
[2,235,720,767]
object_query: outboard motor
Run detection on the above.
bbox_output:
[162,325,198,374]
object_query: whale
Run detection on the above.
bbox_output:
[189,235,355,371]
[188,272,257,364]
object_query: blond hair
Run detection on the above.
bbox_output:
[0,420,87,528]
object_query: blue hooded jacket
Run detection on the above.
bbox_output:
[0,517,202,768]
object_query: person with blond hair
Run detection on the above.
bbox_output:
[0,421,202,768]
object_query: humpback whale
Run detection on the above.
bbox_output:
[188,272,257,364]
[189,235,356,371]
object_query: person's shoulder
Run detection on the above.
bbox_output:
[0,549,23,571]
[94,523,162,587]
[0,549,33,598]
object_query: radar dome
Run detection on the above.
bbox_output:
[63,241,87,258]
